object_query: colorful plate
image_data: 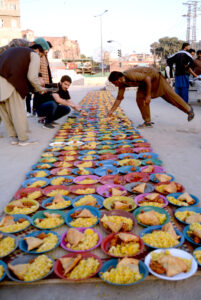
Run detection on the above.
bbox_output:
[193,246,201,267]
[31,210,65,230]
[99,174,126,185]
[72,194,104,209]
[124,182,155,194]
[141,159,163,166]
[41,196,72,210]
[0,214,31,233]
[26,170,50,179]
[155,182,185,196]
[135,193,168,208]
[49,176,74,186]
[42,185,70,196]
[140,166,164,173]
[103,196,136,211]
[69,184,96,195]
[137,152,159,159]
[118,166,140,174]
[14,187,42,200]
[50,167,73,176]
[73,175,100,185]
[96,160,118,167]
[183,224,201,246]
[118,153,138,160]
[32,163,53,170]
[21,177,50,189]
[65,205,100,228]
[0,233,19,258]
[174,207,201,224]
[97,184,127,198]
[150,173,174,183]
[72,168,94,175]
[0,261,7,282]
[133,206,170,227]
[124,172,149,183]
[167,192,199,207]
[5,199,40,215]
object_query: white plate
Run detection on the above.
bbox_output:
[49,142,67,147]
[144,248,197,281]
[66,141,84,146]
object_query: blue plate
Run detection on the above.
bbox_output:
[133,206,170,227]
[78,155,99,161]
[150,173,174,183]
[99,140,118,145]
[41,152,60,157]
[72,194,104,209]
[174,207,201,225]
[6,254,54,282]
[32,163,53,170]
[65,205,100,228]
[31,210,66,230]
[94,166,119,176]
[73,168,94,175]
[140,225,184,249]
[99,259,148,286]
[193,246,201,267]
[41,196,72,210]
[141,159,163,166]
[19,230,61,254]
[115,140,133,145]
[118,153,139,160]
[0,233,19,258]
[96,160,118,167]
[137,152,159,159]
[96,145,116,150]
[0,261,7,282]
[0,214,31,234]
[26,169,50,179]
[167,193,199,207]
[21,177,50,188]
[183,224,201,246]
[49,176,74,186]
[78,150,97,155]
[118,166,140,174]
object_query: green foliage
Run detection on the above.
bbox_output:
[150,37,184,58]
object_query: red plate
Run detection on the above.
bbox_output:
[74,161,96,168]
[42,185,71,196]
[99,154,118,161]
[60,151,78,156]
[53,161,74,168]
[155,182,185,195]
[14,187,42,200]
[50,167,73,176]
[115,148,134,154]
[100,175,126,185]
[133,143,151,148]
[125,172,150,183]
[69,184,97,195]
[101,232,144,258]
[133,148,152,153]
[54,252,102,280]
[99,210,137,234]
[58,156,77,162]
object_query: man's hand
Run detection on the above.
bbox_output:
[145,95,151,105]
[81,111,87,116]
[107,111,113,118]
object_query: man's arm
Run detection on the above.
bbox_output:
[143,76,152,104]
[107,87,125,117]
[52,93,87,115]
[27,52,46,93]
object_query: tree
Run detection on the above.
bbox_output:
[150,37,184,59]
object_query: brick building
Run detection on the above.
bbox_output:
[0,0,21,46]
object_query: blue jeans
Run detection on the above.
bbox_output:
[36,100,71,123]
[174,75,189,103]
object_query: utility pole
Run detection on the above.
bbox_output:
[182,2,192,42]
[192,1,198,48]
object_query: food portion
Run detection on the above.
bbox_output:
[187,223,201,244]
[76,167,91,175]
[101,257,142,284]
[69,208,98,227]
[5,199,39,215]
[30,171,48,178]
[50,177,73,185]
[137,193,165,207]
[149,250,192,277]
[154,174,172,182]
[8,255,53,281]
[0,234,16,257]
[75,177,98,185]
[175,210,201,223]
[74,195,99,207]
[59,255,100,279]
[34,212,64,229]
[132,183,146,193]
[0,265,4,278]
[156,182,182,194]
[142,222,180,248]
[101,214,133,232]
[44,194,71,209]
[47,189,69,197]
[0,215,29,233]
[108,233,141,257]
[23,232,58,252]
[168,192,195,206]
[64,228,99,250]
[141,166,155,173]
[137,210,166,226]
[104,196,134,211]
[194,250,201,264]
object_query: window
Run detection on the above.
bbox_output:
[11,19,17,28]
[0,0,4,9]
[0,18,4,27]
[10,3,16,10]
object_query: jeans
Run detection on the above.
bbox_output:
[175,75,189,103]
[36,100,71,123]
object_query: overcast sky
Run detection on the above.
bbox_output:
[20,0,201,58]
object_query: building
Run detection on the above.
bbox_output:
[0,0,21,46]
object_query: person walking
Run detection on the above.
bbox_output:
[107,66,194,128]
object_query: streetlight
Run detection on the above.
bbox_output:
[107,40,122,68]
[94,10,108,76]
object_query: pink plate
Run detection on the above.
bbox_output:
[73,175,100,185]
[133,148,153,153]
[99,175,126,185]
[54,252,102,280]
[135,193,168,208]
[96,184,127,198]
[140,166,164,174]
[14,187,42,200]
[42,185,70,196]
[50,167,73,176]
[60,228,102,252]
[69,184,97,195]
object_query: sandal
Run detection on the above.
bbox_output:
[137,122,153,128]
[187,106,194,122]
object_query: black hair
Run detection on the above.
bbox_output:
[47,41,53,48]
[108,71,124,82]
[182,42,190,50]
[30,43,44,54]
[197,50,201,55]
[61,75,72,83]
[189,48,195,54]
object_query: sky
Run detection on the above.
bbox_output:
[20,0,201,59]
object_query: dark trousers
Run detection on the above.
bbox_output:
[36,100,71,124]
[25,93,32,113]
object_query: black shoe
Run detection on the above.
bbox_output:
[137,122,153,128]
[188,106,194,121]
[43,123,55,129]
